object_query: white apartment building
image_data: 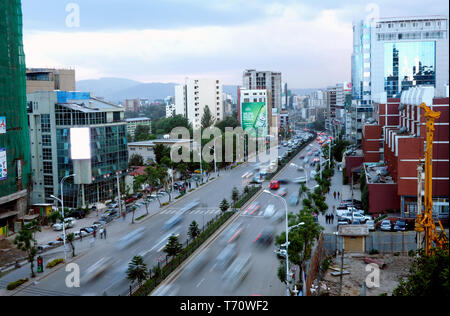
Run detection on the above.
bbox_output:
[124,117,152,138]
[243,69,282,111]
[174,78,223,129]
[166,104,176,118]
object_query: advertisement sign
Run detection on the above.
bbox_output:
[241,102,267,137]
[70,128,91,160]
[0,148,7,180]
[0,117,5,134]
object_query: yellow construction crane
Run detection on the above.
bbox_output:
[415,103,448,256]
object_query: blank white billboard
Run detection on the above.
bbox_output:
[70,127,91,160]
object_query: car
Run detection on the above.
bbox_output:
[289,194,299,206]
[163,213,183,230]
[271,210,284,223]
[244,202,260,215]
[254,227,274,247]
[366,220,375,231]
[184,250,211,278]
[292,176,307,184]
[222,222,244,244]
[276,188,287,197]
[216,244,237,270]
[125,197,136,204]
[269,180,280,190]
[81,227,94,234]
[133,192,143,199]
[116,227,146,250]
[81,257,114,284]
[380,220,393,232]
[68,209,85,219]
[74,231,88,238]
[352,220,362,225]
[222,255,252,290]
[337,220,349,228]
[394,220,406,232]
[263,205,276,218]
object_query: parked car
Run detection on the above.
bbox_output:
[68,209,85,219]
[380,220,393,232]
[125,197,136,204]
[366,220,375,231]
[394,220,406,232]
[81,227,94,234]
[276,188,287,197]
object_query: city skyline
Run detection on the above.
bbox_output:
[21,0,449,88]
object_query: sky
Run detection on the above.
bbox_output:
[21,0,449,88]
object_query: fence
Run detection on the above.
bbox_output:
[305,233,326,296]
[322,231,418,255]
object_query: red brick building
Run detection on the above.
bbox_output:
[361,87,449,220]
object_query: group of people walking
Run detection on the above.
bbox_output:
[325,213,335,224]
[333,191,341,200]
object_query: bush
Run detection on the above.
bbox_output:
[7,278,28,291]
[135,215,147,221]
[369,249,379,255]
[46,258,64,269]
[161,202,170,207]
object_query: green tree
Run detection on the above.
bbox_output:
[154,144,171,165]
[393,249,449,296]
[188,221,201,240]
[129,153,144,166]
[135,165,161,211]
[201,105,214,129]
[176,163,189,187]
[164,235,183,258]
[127,256,149,287]
[215,115,239,132]
[231,187,240,207]
[14,220,41,278]
[67,232,76,257]
[219,199,230,213]
[134,125,151,142]
[156,165,171,202]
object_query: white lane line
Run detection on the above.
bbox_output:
[209,263,216,272]
[196,278,206,288]
[149,233,173,252]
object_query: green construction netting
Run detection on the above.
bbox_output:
[0,0,31,199]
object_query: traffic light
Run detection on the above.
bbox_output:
[37,256,43,273]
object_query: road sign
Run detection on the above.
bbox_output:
[157,255,165,263]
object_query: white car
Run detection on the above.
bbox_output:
[366,220,375,231]
[264,205,276,218]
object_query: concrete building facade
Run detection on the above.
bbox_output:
[26,68,76,94]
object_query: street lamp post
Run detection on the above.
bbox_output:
[263,190,304,296]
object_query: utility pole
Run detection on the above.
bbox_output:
[339,247,344,296]
[117,172,122,217]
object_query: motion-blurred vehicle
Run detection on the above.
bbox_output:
[292,177,307,184]
[216,244,237,270]
[184,250,210,278]
[254,227,274,247]
[269,180,280,190]
[222,222,244,244]
[289,194,299,206]
[244,202,260,215]
[222,254,252,290]
[151,284,180,296]
[276,188,287,197]
[116,227,146,250]
[162,213,183,231]
[263,205,276,218]
[271,210,284,223]
[81,257,114,284]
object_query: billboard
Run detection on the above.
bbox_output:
[70,128,91,160]
[0,117,5,134]
[0,148,7,180]
[241,102,267,137]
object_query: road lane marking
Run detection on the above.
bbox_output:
[196,278,205,288]
[209,263,217,272]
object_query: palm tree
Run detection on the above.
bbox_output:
[188,221,201,240]
[67,233,76,257]
[164,235,183,258]
[14,220,41,278]
[127,256,149,288]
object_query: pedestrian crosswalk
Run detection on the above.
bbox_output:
[159,208,222,215]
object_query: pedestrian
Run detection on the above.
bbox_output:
[104,228,107,239]
[122,212,126,221]
[331,214,334,224]
[333,191,336,200]
[337,192,340,200]
[326,214,329,224]
[99,228,104,239]
[93,229,97,239]
[332,205,336,214]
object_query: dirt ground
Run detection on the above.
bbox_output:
[0,239,27,267]
[315,253,412,296]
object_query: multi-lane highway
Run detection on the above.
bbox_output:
[2,143,299,296]
[153,139,323,296]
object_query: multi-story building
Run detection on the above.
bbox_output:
[174,78,223,130]
[26,68,76,94]
[360,86,448,221]
[128,139,191,165]
[351,15,449,143]
[243,70,282,111]
[28,91,128,208]
[0,0,31,236]
[124,117,152,138]
[237,88,273,137]
[166,104,176,118]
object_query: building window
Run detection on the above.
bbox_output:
[41,114,51,133]
[42,134,51,147]
[44,175,53,186]
[42,148,52,160]
[43,161,53,174]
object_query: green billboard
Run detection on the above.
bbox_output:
[241,102,267,137]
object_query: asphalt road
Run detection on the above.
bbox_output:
[1,145,295,296]
[154,140,323,296]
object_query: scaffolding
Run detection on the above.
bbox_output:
[0,0,30,203]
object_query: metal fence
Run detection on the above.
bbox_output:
[322,231,418,255]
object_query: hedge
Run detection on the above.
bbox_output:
[46,258,64,269]
[7,278,28,291]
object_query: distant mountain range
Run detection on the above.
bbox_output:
[76,77,240,103]
[76,77,318,103]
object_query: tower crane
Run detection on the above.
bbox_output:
[415,103,448,256]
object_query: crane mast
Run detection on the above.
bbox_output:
[415,103,448,256]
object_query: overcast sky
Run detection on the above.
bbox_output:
[21,0,449,88]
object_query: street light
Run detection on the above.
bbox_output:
[263,189,294,296]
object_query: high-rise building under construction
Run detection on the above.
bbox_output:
[0,0,31,236]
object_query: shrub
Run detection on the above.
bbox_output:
[135,215,147,221]
[46,258,64,269]
[161,202,170,207]
[7,278,28,291]
[369,249,379,255]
